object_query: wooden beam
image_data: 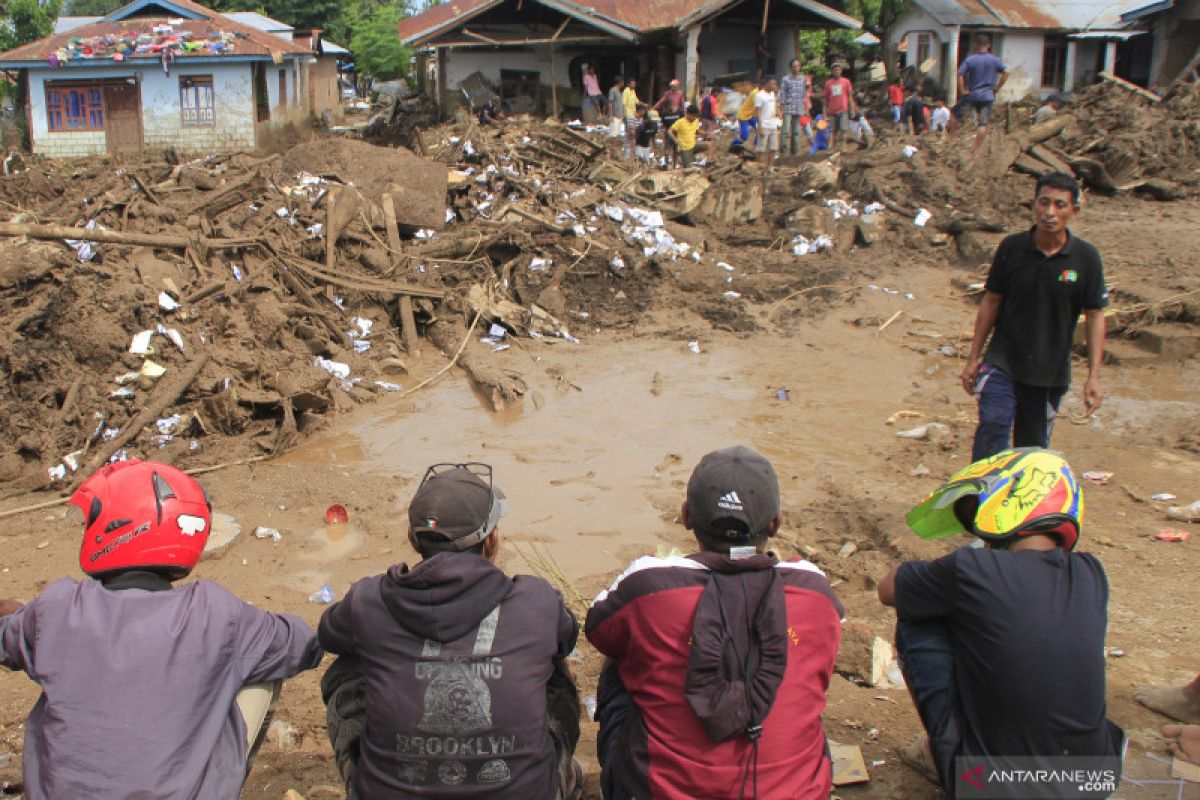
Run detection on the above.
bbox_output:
[552,17,570,40]
[433,35,618,46]
[462,27,501,44]
[1098,70,1160,102]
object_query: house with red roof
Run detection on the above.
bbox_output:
[0,0,319,157]
[396,0,860,117]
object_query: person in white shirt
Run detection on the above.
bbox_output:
[754,76,782,168]
[930,97,952,133]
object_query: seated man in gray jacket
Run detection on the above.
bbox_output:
[0,460,323,800]
[319,462,582,799]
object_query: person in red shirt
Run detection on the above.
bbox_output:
[823,64,856,150]
[653,78,685,116]
[587,446,843,800]
[888,79,905,127]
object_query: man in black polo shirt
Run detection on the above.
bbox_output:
[961,172,1107,462]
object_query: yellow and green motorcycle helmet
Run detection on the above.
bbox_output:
[906,448,1083,550]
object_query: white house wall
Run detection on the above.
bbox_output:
[28,65,128,157]
[144,63,256,150]
[444,48,570,93]
[997,30,1045,100]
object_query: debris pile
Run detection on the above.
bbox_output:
[0,121,859,493]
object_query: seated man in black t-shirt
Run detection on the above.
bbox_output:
[878,448,1124,799]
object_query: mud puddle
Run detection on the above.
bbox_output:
[280,316,917,582]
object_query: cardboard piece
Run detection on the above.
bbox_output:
[830,743,871,786]
[1172,756,1200,783]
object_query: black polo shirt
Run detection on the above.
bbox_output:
[984,228,1107,388]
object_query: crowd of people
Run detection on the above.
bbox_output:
[563,32,1052,171]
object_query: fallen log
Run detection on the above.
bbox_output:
[427,318,526,412]
[282,254,446,299]
[0,222,254,251]
[1028,145,1074,175]
[1024,113,1074,146]
[72,354,211,486]
[399,294,421,357]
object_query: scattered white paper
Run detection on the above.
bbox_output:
[158,292,180,311]
[129,330,155,354]
[914,208,932,227]
[314,357,351,381]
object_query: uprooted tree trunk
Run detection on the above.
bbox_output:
[426,319,527,412]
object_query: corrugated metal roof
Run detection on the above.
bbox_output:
[914,0,1152,29]
[2,0,308,64]
[224,11,293,32]
[398,0,857,44]
[54,16,102,34]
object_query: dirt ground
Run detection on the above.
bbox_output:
[1,103,1200,798]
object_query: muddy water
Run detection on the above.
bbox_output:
[281,311,918,581]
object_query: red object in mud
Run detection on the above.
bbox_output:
[1155,528,1190,542]
[325,504,349,525]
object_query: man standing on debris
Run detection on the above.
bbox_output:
[668,103,705,168]
[622,78,643,161]
[954,33,1008,157]
[879,448,1124,797]
[319,463,583,799]
[0,460,323,799]
[588,446,843,800]
[755,76,783,168]
[607,76,626,159]
[780,59,812,156]
[653,78,685,117]
[633,103,658,164]
[823,63,856,150]
[961,172,1107,461]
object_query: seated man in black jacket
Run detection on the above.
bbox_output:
[319,463,582,799]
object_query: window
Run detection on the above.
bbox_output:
[916,33,933,67]
[46,84,104,132]
[180,76,215,126]
[1042,36,1068,87]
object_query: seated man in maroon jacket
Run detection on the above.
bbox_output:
[586,446,844,800]
[318,463,582,799]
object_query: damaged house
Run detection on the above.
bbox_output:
[0,0,336,157]
[396,0,861,116]
[891,0,1165,103]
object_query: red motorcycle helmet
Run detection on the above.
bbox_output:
[72,460,212,579]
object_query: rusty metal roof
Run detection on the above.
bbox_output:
[1,0,308,64]
[398,0,858,45]
[913,0,1152,29]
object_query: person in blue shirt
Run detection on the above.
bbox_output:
[954,33,1008,157]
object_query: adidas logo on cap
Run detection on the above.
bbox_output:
[717,491,743,512]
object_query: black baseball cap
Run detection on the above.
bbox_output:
[409,465,506,552]
[686,446,780,541]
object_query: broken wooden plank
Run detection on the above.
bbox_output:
[1098,71,1161,102]
[381,194,402,267]
[1028,144,1075,175]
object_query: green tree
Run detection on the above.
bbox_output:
[349,4,409,81]
[0,0,63,51]
[851,0,908,81]
[62,0,125,15]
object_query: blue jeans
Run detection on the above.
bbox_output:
[732,117,757,147]
[971,365,1066,462]
[895,620,965,796]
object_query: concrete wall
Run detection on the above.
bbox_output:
[687,23,795,85]
[997,30,1046,99]
[143,63,256,151]
[307,56,341,118]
